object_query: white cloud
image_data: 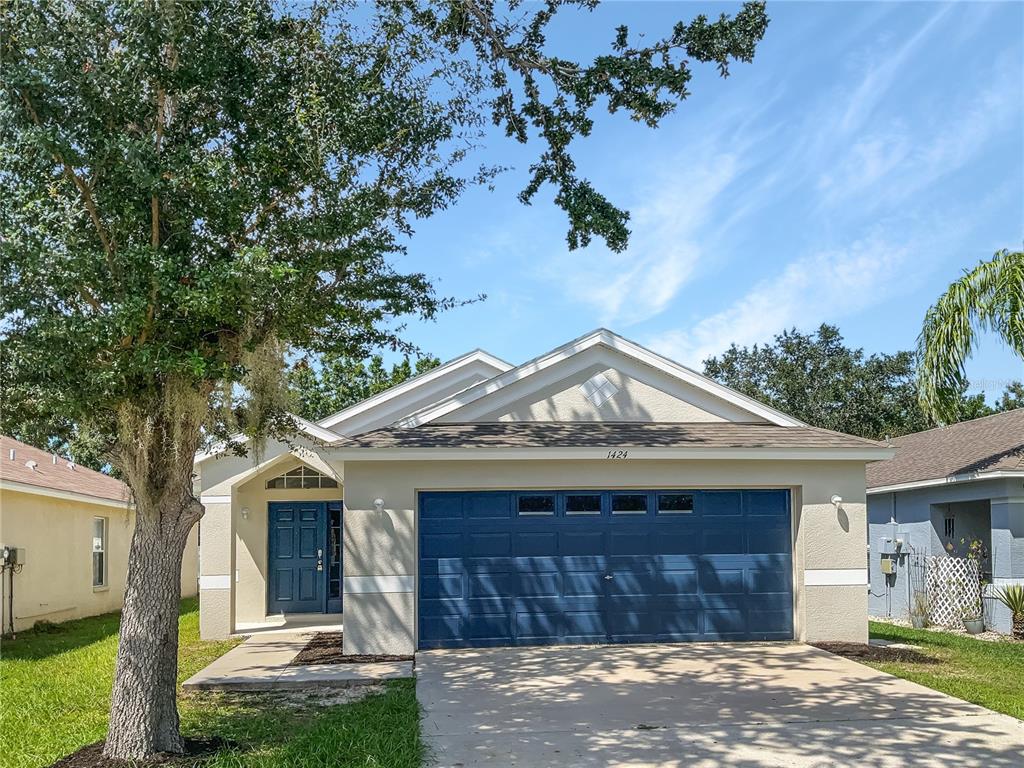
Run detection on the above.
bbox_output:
[538,150,744,327]
[817,63,1020,210]
[646,237,912,368]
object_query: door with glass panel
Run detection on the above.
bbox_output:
[267,500,343,614]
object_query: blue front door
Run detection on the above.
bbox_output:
[418,489,793,649]
[268,502,327,613]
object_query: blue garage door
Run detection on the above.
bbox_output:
[418,489,792,649]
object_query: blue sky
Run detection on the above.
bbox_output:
[392,1,1023,400]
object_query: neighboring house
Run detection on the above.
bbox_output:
[867,409,1024,633]
[195,329,891,653]
[0,436,199,633]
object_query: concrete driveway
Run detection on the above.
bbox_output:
[416,643,1024,767]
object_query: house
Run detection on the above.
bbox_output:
[194,329,892,653]
[867,409,1024,633]
[0,435,199,633]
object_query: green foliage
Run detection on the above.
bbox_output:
[918,249,1024,423]
[0,0,770,460]
[703,325,932,440]
[995,381,1024,412]
[703,324,1020,439]
[993,584,1024,618]
[289,354,441,422]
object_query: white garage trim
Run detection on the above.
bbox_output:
[804,568,868,586]
[344,575,414,594]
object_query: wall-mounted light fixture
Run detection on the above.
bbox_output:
[830,494,843,507]
[373,498,385,514]
[241,507,250,520]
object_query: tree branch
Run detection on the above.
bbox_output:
[151,88,165,250]
[18,90,118,272]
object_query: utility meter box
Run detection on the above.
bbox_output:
[1,545,25,565]
[880,556,895,575]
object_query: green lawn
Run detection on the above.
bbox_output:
[868,620,1024,719]
[0,598,424,768]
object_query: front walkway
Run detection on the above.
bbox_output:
[417,642,1024,767]
[184,628,412,691]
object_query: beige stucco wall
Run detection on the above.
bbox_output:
[0,489,198,633]
[480,365,730,423]
[342,458,869,654]
[439,346,769,425]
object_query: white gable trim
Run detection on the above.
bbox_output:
[399,329,804,428]
[867,470,1024,495]
[202,445,343,496]
[194,414,338,465]
[316,349,512,430]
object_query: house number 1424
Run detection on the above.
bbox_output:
[605,450,629,459]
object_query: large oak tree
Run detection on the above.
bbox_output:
[1,0,769,758]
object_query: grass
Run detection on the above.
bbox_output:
[0,598,424,768]
[868,620,1024,720]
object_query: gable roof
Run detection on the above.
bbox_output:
[316,349,512,431]
[866,409,1024,491]
[194,349,511,466]
[342,421,885,451]
[0,435,130,505]
[397,329,805,429]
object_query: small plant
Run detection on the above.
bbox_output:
[993,584,1024,639]
[911,590,931,627]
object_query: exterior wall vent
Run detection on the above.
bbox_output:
[579,372,619,408]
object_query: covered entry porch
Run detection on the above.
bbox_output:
[196,440,347,639]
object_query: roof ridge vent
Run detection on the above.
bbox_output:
[579,372,619,408]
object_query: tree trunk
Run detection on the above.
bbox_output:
[102,376,212,761]
[103,490,203,759]
[1013,613,1024,640]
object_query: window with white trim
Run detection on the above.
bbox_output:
[657,493,694,514]
[265,465,339,489]
[517,493,555,516]
[611,493,648,514]
[92,517,107,587]
[565,493,602,515]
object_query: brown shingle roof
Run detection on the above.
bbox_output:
[341,422,885,450]
[866,409,1024,489]
[0,435,130,504]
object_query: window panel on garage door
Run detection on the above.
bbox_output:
[418,488,792,649]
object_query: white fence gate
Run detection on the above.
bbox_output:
[926,556,982,628]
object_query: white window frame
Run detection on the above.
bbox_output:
[265,465,339,490]
[92,516,108,588]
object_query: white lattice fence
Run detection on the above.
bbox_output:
[926,557,982,628]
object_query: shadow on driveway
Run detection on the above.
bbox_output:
[416,642,1024,767]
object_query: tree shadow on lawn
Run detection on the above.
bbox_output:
[177,680,421,768]
[2,599,203,662]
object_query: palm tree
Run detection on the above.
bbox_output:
[918,249,1024,422]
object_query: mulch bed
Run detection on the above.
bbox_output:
[290,632,412,665]
[48,738,231,768]
[813,641,940,665]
